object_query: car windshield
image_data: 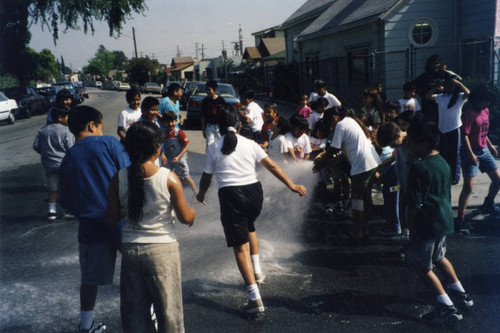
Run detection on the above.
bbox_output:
[36,87,57,96]
[193,84,236,98]
[52,83,74,90]
[147,83,159,87]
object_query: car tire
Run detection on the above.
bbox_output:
[7,111,15,124]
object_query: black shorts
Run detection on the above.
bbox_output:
[218,182,263,247]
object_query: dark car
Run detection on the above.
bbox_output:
[3,86,46,118]
[180,81,199,109]
[161,81,183,97]
[186,82,242,128]
[142,82,161,94]
[35,86,62,110]
[51,82,83,105]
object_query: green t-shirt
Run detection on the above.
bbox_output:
[408,154,454,239]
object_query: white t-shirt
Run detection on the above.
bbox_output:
[434,92,467,133]
[204,134,268,188]
[398,98,421,113]
[245,101,264,132]
[308,111,323,130]
[310,91,341,109]
[117,106,141,131]
[285,132,312,159]
[330,117,381,176]
[310,136,327,150]
[268,134,291,162]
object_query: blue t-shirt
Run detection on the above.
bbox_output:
[159,97,180,128]
[59,135,130,243]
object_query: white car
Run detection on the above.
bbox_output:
[0,91,19,125]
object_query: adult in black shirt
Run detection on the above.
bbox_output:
[201,80,226,148]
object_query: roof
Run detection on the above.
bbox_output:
[243,47,262,60]
[297,0,401,41]
[260,38,286,56]
[252,25,283,36]
[262,50,286,61]
[171,63,193,72]
[281,0,336,28]
[172,57,194,65]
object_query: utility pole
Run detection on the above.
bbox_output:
[195,43,199,59]
[201,44,205,60]
[176,45,181,58]
[132,27,138,58]
[239,24,243,56]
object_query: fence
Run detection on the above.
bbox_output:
[236,39,495,108]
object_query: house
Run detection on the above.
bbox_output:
[194,56,243,81]
[170,57,195,82]
[280,0,499,101]
[243,26,287,67]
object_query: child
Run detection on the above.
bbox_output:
[396,110,424,132]
[46,89,73,124]
[456,84,500,235]
[241,90,264,142]
[309,118,328,158]
[260,102,279,150]
[196,104,306,314]
[159,83,183,128]
[383,101,401,122]
[268,117,293,163]
[309,97,327,130]
[59,106,130,332]
[360,88,384,132]
[309,79,342,109]
[398,82,421,113]
[106,121,195,333]
[138,97,167,166]
[163,111,198,194]
[405,121,472,324]
[117,87,142,143]
[286,114,312,161]
[426,78,470,184]
[201,80,225,147]
[33,107,75,220]
[297,94,312,119]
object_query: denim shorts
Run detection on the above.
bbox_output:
[79,242,118,285]
[405,235,446,271]
[461,147,498,178]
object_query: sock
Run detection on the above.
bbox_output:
[80,310,94,329]
[448,281,466,293]
[251,254,262,275]
[436,294,453,306]
[246,284,261,301]
[48,203,57,213]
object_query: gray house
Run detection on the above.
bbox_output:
[280,0,499,101]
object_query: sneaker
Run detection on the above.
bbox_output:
[447,287,474,308]
[242,298,265,314]
[422,302,463,325]
[78,321,106,333]
[454,217,470,236]
[47,212,57,221]
[481,199,500,215]
[255,273,266,284]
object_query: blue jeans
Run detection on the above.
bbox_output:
[380,164,401,233]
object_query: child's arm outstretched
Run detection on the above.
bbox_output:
[168,172,195,226]
[196,172,213,205]
[260,156,307,196]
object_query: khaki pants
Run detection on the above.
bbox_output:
[121,242,184,333]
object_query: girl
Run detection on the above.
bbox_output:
[196,104,306,314]
[308,97,327,131]
[260,102,279,150]
[286,114,312,161]
[314,108,381,242]
[360,88,385,132]
[297,94,312,119]
[268,116,293,163]
[456,84,500,235]
[426,77,470,184]
[309,118,328,158]
[106,121,196,333]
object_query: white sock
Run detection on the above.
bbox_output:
[48,203,57,213]
[80,310,94,329]
[436,293,453,306]
[246,283,261,301]
[448,281,466,293]
[251,254,262,275]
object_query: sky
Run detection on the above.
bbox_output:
[29,0,306,71]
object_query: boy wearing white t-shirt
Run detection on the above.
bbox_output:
[309,80,342,109]
[117,88,142,142]
[398,82,421,113]
[286,114,312,161]
[241,90,264,142]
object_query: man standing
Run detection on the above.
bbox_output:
[201,80,226,148]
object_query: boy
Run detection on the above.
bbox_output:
[240,90,264,142]
[286,114,312,161]
[309,80,342,109]
[47,89,73,124]
[33,107,75,220]
[308,97,327,130]
[384,101,401,122]
[405,121,472,324]
[163,111,198,194]
[59,106,130,333]
[201,80,225,147]
[117,87,141,142]
[138,96,167,166]
[159,83,183,128]
[398,82,421,114]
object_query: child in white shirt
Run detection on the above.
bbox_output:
[398,82,421,114]
[286,114,312,161]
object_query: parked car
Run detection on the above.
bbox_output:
[0,91,20,124]
[51,82,83,104]
[161,81,183,97]
[181,81,199,109]
[142,82,161,94]
[35,86,62,110]
[2,86,46,118]
[117,82,131,91]
[102,81,116,90]
[95,81,102,88]
[186,82,242,127]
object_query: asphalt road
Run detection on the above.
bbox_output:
[1,88,499,332]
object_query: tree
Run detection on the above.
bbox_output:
[0,0,146,86]
[36,49,58,82]
[83,46,129,79]
[126,57,156,86]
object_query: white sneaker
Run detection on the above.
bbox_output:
[242,298,265,314]
[255,273,266,284]
[78,321,106,333]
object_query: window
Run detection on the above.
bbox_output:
[409,18,438,47]
[347,49,370,84]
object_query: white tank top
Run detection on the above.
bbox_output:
[119,167,176,243]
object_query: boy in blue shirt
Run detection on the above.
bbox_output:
[405,121,472,325]
[59,106,130,333]
[159,83,183,128]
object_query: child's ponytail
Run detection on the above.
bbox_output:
[217,103,241,155]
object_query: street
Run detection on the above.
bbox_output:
[1,88,499,332]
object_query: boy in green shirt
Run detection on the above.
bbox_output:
[405,121,473,325]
